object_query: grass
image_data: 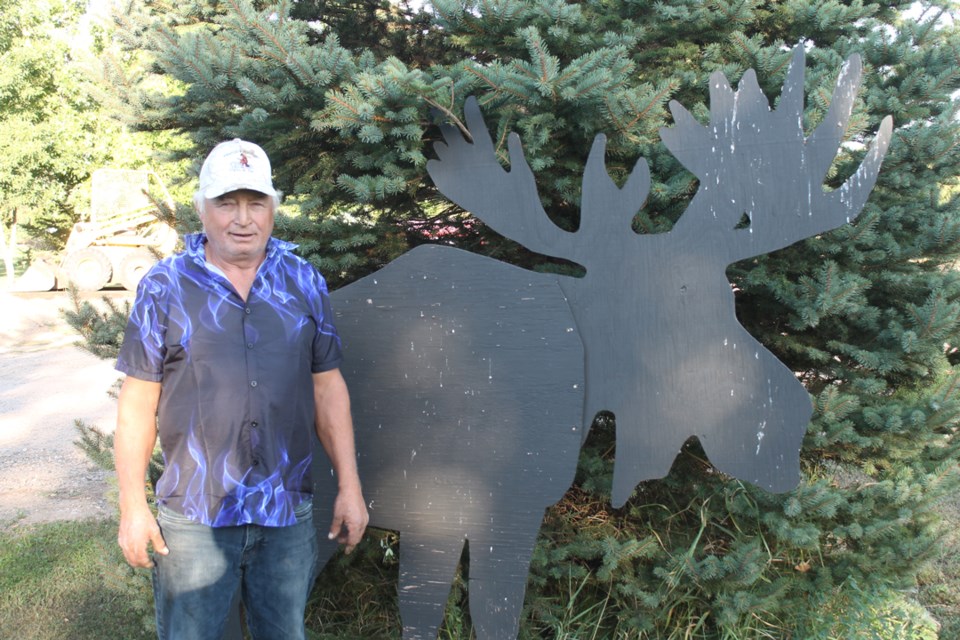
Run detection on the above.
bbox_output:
[0,518,154,640]
[917,496,960,640]
[2,512,959,639]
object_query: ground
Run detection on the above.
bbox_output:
[0,290,131,531]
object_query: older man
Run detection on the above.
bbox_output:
[114,139,368,640]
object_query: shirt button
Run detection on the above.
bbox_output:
[251,421,259,428]
[250,380,258,388]
[247,342,254,349]
[244,307,252,315]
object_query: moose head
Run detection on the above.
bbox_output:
[427,45,893,506]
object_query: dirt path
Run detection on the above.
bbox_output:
[0,290,132,531]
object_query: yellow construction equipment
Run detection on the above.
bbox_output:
[17,169,178,292]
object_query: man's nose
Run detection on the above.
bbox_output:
[234,202,252,224]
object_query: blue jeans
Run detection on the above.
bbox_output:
[152,502,318,640]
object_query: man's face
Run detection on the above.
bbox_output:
[199,189,275,268]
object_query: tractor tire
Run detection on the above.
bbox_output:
[118,248,158,291]
[62,247,112,291]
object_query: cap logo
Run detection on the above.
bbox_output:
[199,138,277,199]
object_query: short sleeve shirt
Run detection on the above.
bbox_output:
[116,233,342,527]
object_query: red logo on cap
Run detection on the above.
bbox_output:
[240,153,250,168]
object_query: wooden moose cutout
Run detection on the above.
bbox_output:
[310,46,893,639]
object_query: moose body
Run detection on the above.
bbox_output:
[312,245,584,639]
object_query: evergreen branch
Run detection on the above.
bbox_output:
[929,135,960,165]
[552,58,589,89]
[567,74,617,102]
[817,388,858,420]
[465,65,527,101]
[154,27,222,92]
[532,41,551,88]
[493,118,514,164]
[913,6,947,46]
[323,91,390,126]
[224,0,315,88]
[926,404,960,433]
[421,94,473,142]
[74,420,115,472]
[323,94,363,125]
[932,372,960,404]
[514,62,540,83]
[709,0,750,26]
[605,81,677,140]
[603,95,643,143]
[767,49,794,82]
[729,31,755,65]
[464,65,499,92]
[842,211,878,244]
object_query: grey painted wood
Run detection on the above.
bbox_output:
[312,245,584,639]
[427,45,892,508]
[304,45,892,639]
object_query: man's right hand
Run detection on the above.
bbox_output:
[118,503,168,568]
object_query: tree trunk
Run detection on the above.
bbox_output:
[0,215,16,289]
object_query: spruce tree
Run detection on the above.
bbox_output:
[101,0,960,636]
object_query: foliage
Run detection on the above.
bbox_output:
[0,0,91,248]
[0,0,194,266]
[64,291,165,489]
[89,0,960,637]
[0,519,154,640]
[917,497,960,639]
[62,288,130,359]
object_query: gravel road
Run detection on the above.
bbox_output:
[0,290,133,531]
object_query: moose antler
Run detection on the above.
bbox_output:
[427,97,574,260]
[661,45,893,261]
[428,98,650,263]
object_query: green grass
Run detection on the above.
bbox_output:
[0,518,155,640]
[918,497,960,640]
[2,513,958,639]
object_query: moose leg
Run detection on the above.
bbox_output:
[466,521,540,640]
[398,533,465,640]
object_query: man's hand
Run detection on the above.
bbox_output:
[327,486,369,554]
[118,503,168,568]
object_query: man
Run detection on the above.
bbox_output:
[114,138,368,640]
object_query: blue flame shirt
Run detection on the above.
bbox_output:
[116,233,342,527]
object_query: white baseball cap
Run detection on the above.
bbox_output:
[198,138,277,199]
